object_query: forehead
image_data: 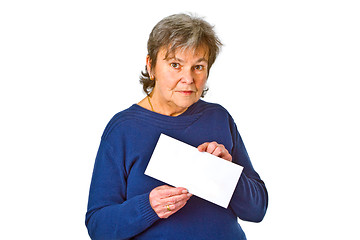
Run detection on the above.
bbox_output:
[159,45,209,61]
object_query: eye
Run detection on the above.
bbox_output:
[194,65,204,71]
[170,63,180,69]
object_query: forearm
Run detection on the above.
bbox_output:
[227,117,268,222]
[229,172,268,222]
[85,138,161,239]
[86,193,159,240]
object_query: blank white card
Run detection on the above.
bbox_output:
[145,134,243,208]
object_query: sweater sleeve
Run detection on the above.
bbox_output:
[228,118,268,222]
[85,139,159,240]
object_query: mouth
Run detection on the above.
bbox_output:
[177,90,195,95]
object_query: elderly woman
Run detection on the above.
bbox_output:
[85,13,268,240]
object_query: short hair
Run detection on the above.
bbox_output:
[139,13,222,96]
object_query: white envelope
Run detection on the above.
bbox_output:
[145,134,243,208]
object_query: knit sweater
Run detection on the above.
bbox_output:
[85,100,268,240]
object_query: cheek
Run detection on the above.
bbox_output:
[156,69,178,90]
[196,76,208,89]
[166,76,180,90]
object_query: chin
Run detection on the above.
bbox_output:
[176,98,198,109]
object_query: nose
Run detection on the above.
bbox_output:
[181,68,194,84]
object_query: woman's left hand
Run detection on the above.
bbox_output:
[197,142,232,162]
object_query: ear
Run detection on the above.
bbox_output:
[146,55,152,76]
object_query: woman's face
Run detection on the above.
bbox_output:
[148,46,209,116]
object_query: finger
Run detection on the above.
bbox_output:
[214,145,232,161]
[161,197,190,218]
[169,199,188,213]
[164,192,192,205]
[198,141,233,161]
[205,142,218,154]
[197,142,209,152]
[222,152,232,161]
[198,142,216,154]
[218,144,232,161]
[212,146,223,157]
[158,187,188,199]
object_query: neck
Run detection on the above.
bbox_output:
[146,94,188,117]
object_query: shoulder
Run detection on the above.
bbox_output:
[194,100,238,132]
[101,104,144,140]
[194,100,232,118]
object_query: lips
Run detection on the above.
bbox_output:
[177,90,195,95]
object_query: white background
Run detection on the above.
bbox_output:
[1,0,359,239]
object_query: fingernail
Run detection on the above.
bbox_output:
[182,189,188,194]
[187,193,192,197]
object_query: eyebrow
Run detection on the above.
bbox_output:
[168,57,208,64]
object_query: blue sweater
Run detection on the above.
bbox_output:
[85,100,268,240]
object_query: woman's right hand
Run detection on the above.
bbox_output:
[149,185,192,219]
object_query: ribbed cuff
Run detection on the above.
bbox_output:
[137,193,160,226]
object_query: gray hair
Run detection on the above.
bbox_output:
[139,13,222,96]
